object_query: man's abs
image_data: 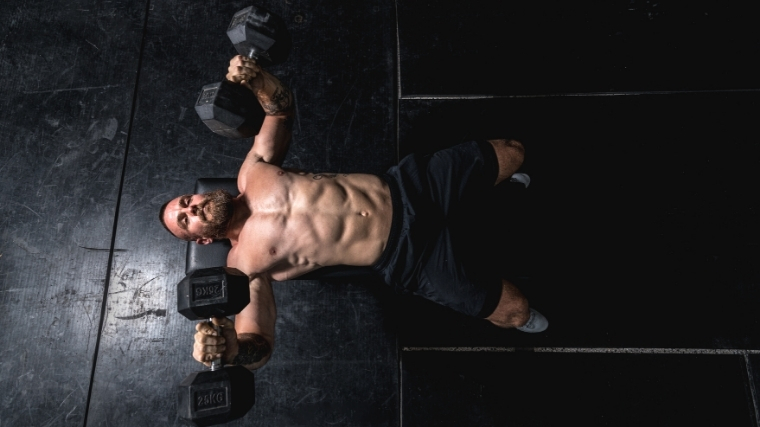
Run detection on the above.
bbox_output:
[233,166,393,280]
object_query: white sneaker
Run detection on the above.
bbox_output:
[509,173,531,188]
[516,308,548,333]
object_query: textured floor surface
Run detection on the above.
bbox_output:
[0,0,758,426]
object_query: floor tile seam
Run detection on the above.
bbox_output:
[403,347,760,355]
[400,88,760,100]
[398,334,403,427]
[395,3,402,425]
[82,0,153,425]
[394,0,402,165]
[745,354,760,426]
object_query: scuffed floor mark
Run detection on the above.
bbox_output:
[12,237,40,254]
[10,201,42,220]
[102,117,118,141]
[77,246,127,252]
[132,276,158,301]
[115,309,167,320]
[22,84,121,94]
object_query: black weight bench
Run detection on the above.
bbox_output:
[185,178,376,280]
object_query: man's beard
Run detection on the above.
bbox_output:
[199,189,234,239]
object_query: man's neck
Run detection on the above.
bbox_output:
[224,195,250,244]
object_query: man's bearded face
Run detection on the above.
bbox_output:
[198,189,234,239]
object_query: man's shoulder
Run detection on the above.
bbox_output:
[238,159,285,192]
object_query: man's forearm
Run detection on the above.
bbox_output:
[254,69,293,116]
[231,332,272,370]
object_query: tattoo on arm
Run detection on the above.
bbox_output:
[262,86,293,115]
[231,333,272,366]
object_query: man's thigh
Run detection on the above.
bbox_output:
[422,140,499,217]
[413,225,502,318]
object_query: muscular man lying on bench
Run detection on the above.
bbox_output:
[159,55,548,371]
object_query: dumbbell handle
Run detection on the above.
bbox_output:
[244,48,257,60]
[209,318,223,371]
[244,49,271,65]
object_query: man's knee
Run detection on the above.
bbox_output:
[487,139,525,184]
[490,138,524,152]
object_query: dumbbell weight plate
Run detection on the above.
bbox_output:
[177,266,251,320]
[178,365,256,427]
[194,81,265,139]
[227,5,292,67]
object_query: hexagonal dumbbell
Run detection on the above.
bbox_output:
[176,267,255,427]
[194,5,291,139]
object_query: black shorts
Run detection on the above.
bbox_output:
[372,140,503,318]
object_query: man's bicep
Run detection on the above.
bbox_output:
[237,117,291,183]
[249,114,292,166]
[232,275,276,369]
[234,275,276,343]
[237,149,267,186]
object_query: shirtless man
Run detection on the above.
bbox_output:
[160,56,548,371]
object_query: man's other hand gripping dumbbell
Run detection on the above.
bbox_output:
[192,276,275,371]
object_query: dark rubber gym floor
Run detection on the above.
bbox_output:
[1,0,759,426]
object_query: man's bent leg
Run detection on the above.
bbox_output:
[485,279,531,329]
[487,139,525,186]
